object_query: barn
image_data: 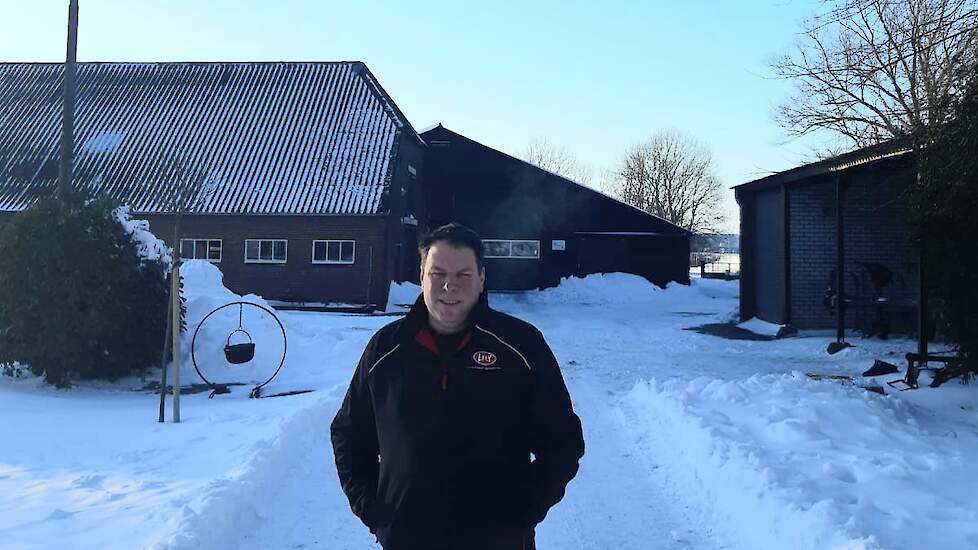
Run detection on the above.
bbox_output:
[420,124,691,290]
[1,62,691,307]
[735,141,919,333]
[0,62,425,309]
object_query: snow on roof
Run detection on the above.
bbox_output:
[0,62,411,215]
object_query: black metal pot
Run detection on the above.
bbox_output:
[224,329,255,364]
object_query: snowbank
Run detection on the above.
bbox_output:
[621,373,978,549]
[147,393,339,550]
[386,281,421,312]
[532,272,736,305]
[522,273,664,305]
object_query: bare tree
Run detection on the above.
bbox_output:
[772,0,978,147]
[611,130,725,234]
[519,137,593,185]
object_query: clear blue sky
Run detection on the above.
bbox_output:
[1,0,830,233]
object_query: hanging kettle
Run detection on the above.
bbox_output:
[224,328,256,364]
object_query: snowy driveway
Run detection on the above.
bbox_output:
[4,275,976,549]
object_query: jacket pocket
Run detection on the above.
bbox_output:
[363,497,395,529]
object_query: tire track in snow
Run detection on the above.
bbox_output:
[231,392,379,550]
[228,368,723,549]
[535,373,722,549]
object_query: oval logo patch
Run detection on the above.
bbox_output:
[472,351,497,366]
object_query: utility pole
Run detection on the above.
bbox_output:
[59,0,79,198]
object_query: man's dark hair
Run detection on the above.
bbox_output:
[418,223,484,270]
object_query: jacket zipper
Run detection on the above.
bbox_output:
[435,329,471,392]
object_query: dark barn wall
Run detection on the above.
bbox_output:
[422,128,690,290]
[386,132,426,285]
[140,214,391,307]
[787,161,917,330]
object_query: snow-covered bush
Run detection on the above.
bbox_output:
[0,194,169,387]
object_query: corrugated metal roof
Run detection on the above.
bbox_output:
[733,139,913,193]
[0,62,410,215]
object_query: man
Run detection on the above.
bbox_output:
[331,223,585,550]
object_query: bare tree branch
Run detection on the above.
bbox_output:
[519,137,594,185]
[772,0,978,149]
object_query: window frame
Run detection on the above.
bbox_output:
[244,238,288,264]
[179,238,223,263]
[311,239,356,265]
[483,239,541,259]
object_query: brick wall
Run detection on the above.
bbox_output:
[788,160,917,330]
[141,214,391,307]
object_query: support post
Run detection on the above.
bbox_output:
[171,258,181,422]
[917,246,928,366]
[157,297,171,423]
[170,215,183,423]
[59,0,79,198]
[828,175,851,354]
[836,175,845,342]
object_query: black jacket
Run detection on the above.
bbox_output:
[330,293,585,550]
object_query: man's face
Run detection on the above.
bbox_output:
[420,242,485,335]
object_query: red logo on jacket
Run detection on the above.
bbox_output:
[472,351,497,366]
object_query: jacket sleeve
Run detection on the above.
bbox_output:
[525,330,585,526]
[330,334,388,529]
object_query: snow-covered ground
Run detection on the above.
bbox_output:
[2,269,976,549]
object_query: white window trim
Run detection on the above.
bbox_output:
[179,238,222,263]
[244,239,288,264]
[312,239,356,265]
[483,239,541,259]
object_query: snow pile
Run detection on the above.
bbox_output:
[386,280,421,312]
[114,206,171,268]
[738,317,785,337]
[180,259,240,304]
[178,260,283,387]
[516,273,663,305]
[621,373,978,549]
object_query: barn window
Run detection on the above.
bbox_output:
[312,240,355,264]
[180,239,222,263]
[245,239,287,264]
[483,239,540,259]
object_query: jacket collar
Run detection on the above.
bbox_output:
[397,291,491,346]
